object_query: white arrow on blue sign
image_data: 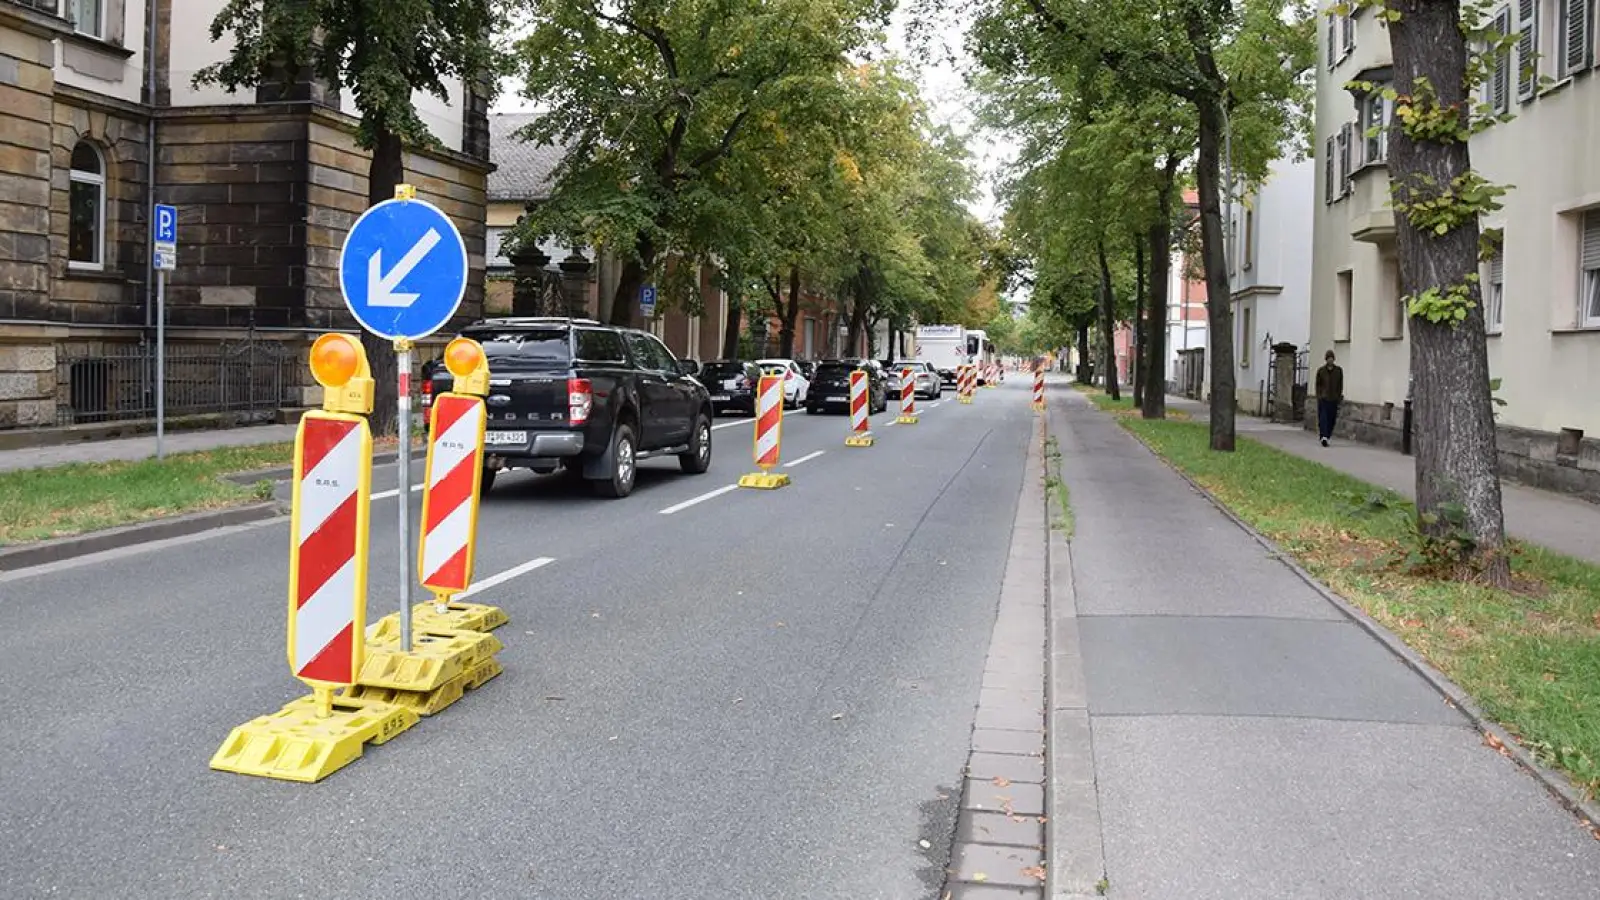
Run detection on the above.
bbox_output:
[338,197,468,341]
[153,203,177,271]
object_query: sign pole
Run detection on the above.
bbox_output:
[396,337,414,654]
[155,269,166,460]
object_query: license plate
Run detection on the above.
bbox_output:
[485,430,528,446]
[711,394,730,401]
[722,380,740,390]
[828,395,847,402]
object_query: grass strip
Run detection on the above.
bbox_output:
[0,443,293,545]
[1114,415,1600,798]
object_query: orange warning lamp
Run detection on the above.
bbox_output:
[442,336,489,396]
[308,333,374,415]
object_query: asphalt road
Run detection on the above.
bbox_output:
[0,379,1034,899]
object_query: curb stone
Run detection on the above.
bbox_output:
[1099,403,1600,835]
[1040,398,1109,898]
[0,501,287,572]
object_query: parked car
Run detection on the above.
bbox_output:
[425,317,713,499]
[754,358,811,409]
[805,359,891,415]
[697,360,762,415]
[897,361,942,400]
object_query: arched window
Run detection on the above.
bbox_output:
[68,141,105,270]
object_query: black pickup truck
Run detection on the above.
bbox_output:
[423,317,714,499]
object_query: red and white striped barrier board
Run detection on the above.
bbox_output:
[850,370,870,434]
[754,373,784,469]
[288,411,372,687]
[899,366,917,420]
[417,392,487,596]
[1034,368,1045,407]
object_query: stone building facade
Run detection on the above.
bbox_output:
[0,0,490,432]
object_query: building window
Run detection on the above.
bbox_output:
[1243,207,1254,270]
[1323,136,1337,204]
[1327,12,1356,68]
[1381,254,1405,338]
[63,0,103,38]
[1558,0,1590,78]
[1486,247,1505,333]
[1580,210,1600,326]
[68,141,106,270]
[1335,271,1353,341]
[1485,7,1513,114]
[1517,0,1540,101]
[1239,305,1253,369]
[1360,90,1392,165]
[1338,123,1353,197]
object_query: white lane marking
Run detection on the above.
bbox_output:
[927,401,942,409]
[370,484,424,501]
[784,450,825,468]
[712,417,755,431]
[659,483,740,515]
[882,420,897,427]
[459,557,556,598]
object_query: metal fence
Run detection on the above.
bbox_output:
[1261,348,1310,420]
[55,336,301,427]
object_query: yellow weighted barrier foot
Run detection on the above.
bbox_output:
[844,434,874,447]
[895,415,920,425]
[1032,402,1045,412]
[357,628,503,694]
[344,646,507,716]
[370,601,509,640]
[738,471,791,490]
[210,693,417,783]
[959,395,973,404]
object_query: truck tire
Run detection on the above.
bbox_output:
[593,423,637,498]
[679,413,712,474]
[480,467,497,493]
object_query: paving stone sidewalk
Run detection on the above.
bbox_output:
[1161,393,1600,565]
[1044,384,1600,899]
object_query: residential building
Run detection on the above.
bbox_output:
[1311,3,1600,498]
[1224,154,1315,417]
[0,0,490,432]
[1169,190,1209,397]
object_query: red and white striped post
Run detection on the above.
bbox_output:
[961,364,976,403]
[1033,365,1046,411]
[896,366,919,424]
[845,369,874,447]
[739,373,790,489]
[418,392,487,611]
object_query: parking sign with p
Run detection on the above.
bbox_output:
[154,203,177,271]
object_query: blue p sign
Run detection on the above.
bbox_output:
[154,204,177,246]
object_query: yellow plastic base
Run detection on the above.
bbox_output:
[738,471,791,490]
[345,654,504,716]
[372,601,508,637]
[356,628,503,693]
[844,434,874,447]
[959,395,973,404]
[210,693,417,783]
[1032,402,1045,412]
[896,415,920,424]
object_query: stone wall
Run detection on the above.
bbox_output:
[52,89,150,325]
[0,3,63,324]
[1306,398,1600,504]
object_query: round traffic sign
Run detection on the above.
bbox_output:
[338,197,468,341]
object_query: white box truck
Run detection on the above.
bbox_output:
[915,325,968,387]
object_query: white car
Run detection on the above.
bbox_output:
[755,359,810,409]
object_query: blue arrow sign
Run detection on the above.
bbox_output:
[640,284,657,318]
[339,197,468,341]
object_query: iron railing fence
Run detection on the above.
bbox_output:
[54,336,301,427]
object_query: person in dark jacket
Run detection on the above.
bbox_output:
[1314,350,1344,446]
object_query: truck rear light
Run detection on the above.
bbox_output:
[568,377,592,425]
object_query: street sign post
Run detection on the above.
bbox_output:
[639,284,657,319]
[338,186,468,654]
[152,204,176,459]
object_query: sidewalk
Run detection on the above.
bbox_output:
[0,424,298,474]
[1046,387,1600,899]
[1161,394,1600,565]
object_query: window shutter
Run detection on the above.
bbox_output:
[1338,123,1353,195]
[1342,14,1355,54]
[1518,0,1539,101]
[1582,211,1600,270]
[1562,0,1590,75]
[1324,136,1336,204]
[1492,8,1512,112]
[1490,252,1505,284]
[1326,14,1338,67]
[1350,116,1367,171]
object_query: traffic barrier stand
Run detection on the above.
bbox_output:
[1033,367,1046,411]
[958,365,974,404]
[738,374,790,489]
[896,366,919,424]
[844,369,874,447]
[350,338,505,715]
[211,333,418,783]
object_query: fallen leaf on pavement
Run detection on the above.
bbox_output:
[733,697,744,704]
[831,713,844,720]
[972,873,988,882]
[1022,865,1046,880]
[919,839,931,849]
[992,776,1012,787]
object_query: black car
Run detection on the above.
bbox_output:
[697,360,762,415]
[805,359,890,415]
[425,317,713,499]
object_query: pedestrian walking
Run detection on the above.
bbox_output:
[1314,349,1344,447]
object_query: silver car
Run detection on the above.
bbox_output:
[894,361,942,399]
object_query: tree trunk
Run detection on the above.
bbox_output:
[1132,235,1146,406]
[722,276,743,360]
[1388,0,1509,580]
[778,264,801,358]
[1194,97,1235,450]
[362,127,405,436]
[608,233,655,328]
[1075,322,1091,383]
[1097,240,1120,400]
[1141,156,1178,420]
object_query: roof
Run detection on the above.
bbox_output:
[488,113,569,203]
